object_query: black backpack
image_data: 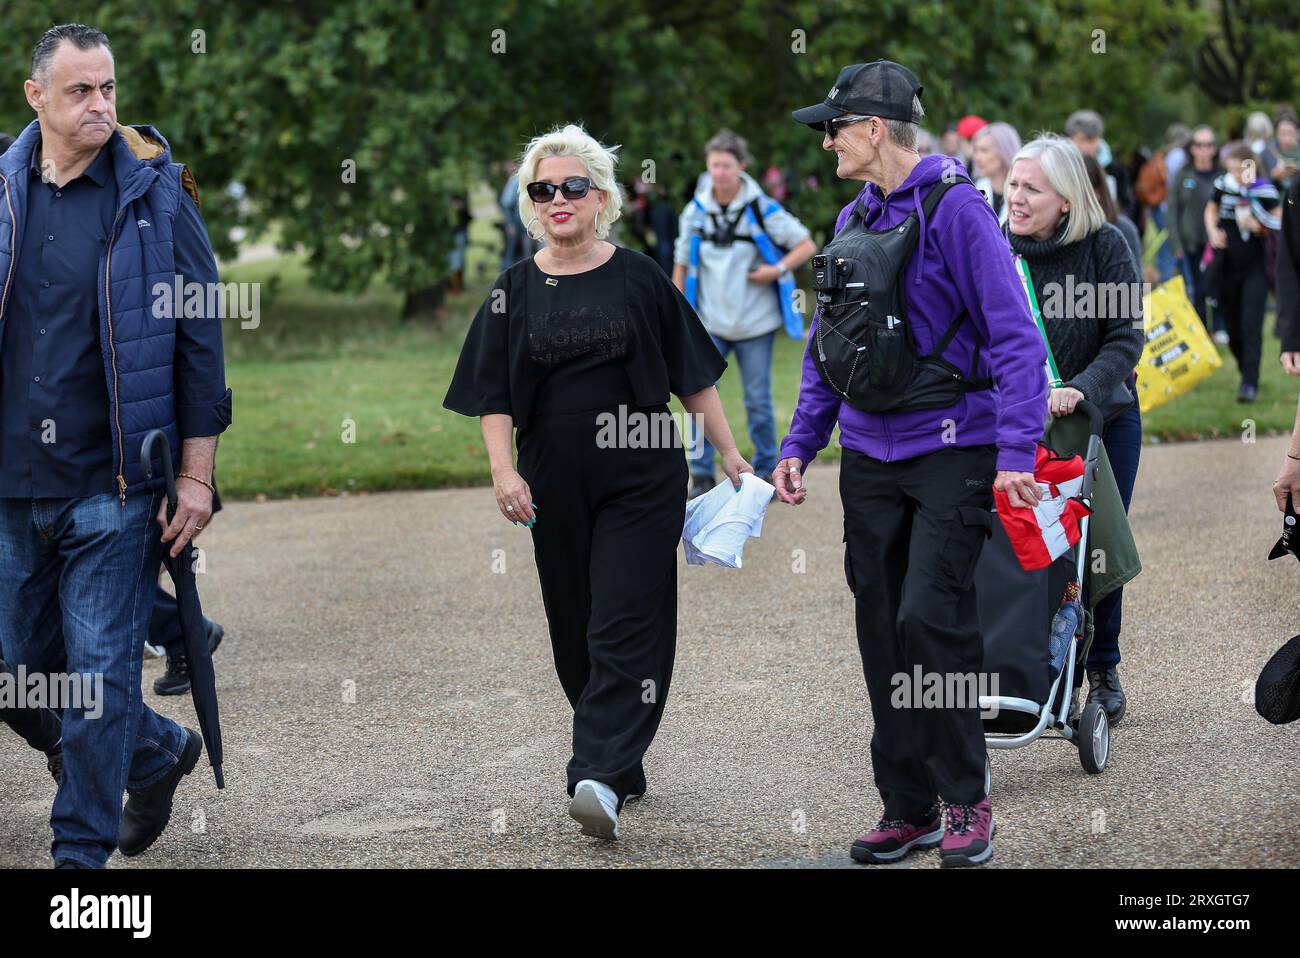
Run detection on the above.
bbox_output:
[697,197,788,255]
[811,179,992,413]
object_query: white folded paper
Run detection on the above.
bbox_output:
[682,472,776,568]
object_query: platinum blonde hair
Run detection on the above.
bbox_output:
[517,123,623,242]
[1003,133,1107,245]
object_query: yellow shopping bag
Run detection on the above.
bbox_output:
[1136,274,1222,414]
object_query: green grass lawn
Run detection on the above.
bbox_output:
[216,246,1299,499]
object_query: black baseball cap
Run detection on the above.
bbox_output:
[792,60,923,128]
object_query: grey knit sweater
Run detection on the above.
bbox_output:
[1008,221,1145,403]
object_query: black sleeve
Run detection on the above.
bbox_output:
[1065,226,1145,403]
[1118,216,1143,273]
[442,271,513,418]
[1167,182,1186,256]
[1278,183,1300,353]
[646,256,727,396]
[172,190,233,439]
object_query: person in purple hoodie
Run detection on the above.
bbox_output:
[777,61,1048,868]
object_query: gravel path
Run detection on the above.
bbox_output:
[2,436,1296,868]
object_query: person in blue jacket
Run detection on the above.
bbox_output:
[0,24,232,868]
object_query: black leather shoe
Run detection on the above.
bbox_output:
[1086,667,1127,726]
[154,622,224,696]
[118,727,202,857]
[154,651,191,695]
[688,474,715,500]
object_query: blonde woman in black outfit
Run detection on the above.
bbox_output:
[444,124,750,842]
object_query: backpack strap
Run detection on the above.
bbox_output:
[748,197,780,231]
[920,178,959,219]
[705,202,750,244]
[845,177,958,230]
[926,311,990,386]
[920,179,992,387]
[747,198,790,254]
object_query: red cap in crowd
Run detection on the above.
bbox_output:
[957,115,987,140]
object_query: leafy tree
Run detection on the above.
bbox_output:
[1,0,1294,317]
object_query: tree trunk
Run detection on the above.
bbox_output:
[401,284,444,321]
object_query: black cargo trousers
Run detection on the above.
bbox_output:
[839,443,997,823]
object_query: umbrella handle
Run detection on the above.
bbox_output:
[139,429,178,516]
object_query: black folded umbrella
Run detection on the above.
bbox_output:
[1267,493,1298,563]
[141,430,224,787]
[1255,633,1300,726]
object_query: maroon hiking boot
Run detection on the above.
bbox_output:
[939,796,997,868]
[850,806,942,864]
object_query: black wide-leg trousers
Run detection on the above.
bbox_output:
[517,404,686,809]
[839,444,997,822]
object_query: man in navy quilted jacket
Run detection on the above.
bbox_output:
[0,24,232,868]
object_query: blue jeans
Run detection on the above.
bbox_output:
[1151,205,1177,283]
[1086,398,1142,670]
[687,330,778,477]
[0,492,189,867]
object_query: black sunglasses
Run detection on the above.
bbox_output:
[823,115,873,140]
[1191,140,1216,147]
[525,176,593,203]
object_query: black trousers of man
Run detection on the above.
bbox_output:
[517,403,686,810]
[840,444,996,822]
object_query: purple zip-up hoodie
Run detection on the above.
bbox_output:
[779,154,1047,474]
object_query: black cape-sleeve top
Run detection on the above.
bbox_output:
[441,246,727,429]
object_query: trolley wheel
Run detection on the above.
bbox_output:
[984,754,992,796]
[1077,702,1110,774]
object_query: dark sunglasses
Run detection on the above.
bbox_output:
[823,115,872,140]
[525,176,593,202]
[1192,140,1216,147]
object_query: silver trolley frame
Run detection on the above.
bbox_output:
[979,399,1111,777]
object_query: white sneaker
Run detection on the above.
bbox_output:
[569,780,620,840]
[143,640,165,659]
[1213,330,1230,345]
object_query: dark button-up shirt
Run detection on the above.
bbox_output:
[0,135,229,498]
[0,140,117,498]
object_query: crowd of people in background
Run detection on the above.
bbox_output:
[490,103,1300,404]
[923,107,1298,403]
